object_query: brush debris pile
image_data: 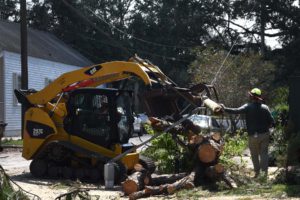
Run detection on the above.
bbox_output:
[122,117,237,200]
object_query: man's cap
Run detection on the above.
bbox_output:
[248,88,263,101]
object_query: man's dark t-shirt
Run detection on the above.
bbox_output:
[224,102,275,135]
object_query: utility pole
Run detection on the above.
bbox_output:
[20,0,28,138]
[260,0,266,56]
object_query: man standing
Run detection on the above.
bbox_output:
[221,88,275,178]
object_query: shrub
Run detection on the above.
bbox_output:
[219,131,248,170]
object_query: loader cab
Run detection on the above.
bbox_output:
[64,88,134,147]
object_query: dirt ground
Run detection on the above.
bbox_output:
[0,145,297,200]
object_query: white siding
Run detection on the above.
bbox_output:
[0,53,4,122]
[3,51,82,136]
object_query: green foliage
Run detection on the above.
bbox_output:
[270,87,289,108]
[188,47,276,107]
[0,166,30,200]
[141,132,182,173]
[269,126,288,167]
[175,183,300,199]
[267,86,289,168]
[3,0,299,85]
[219,131,248,170]
[220,183,300,198]
[176,173,300,199]
[2,138,23,146]
[0,0,18,21]
[142,124,191,173]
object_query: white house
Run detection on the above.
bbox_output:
[0,20,93,136]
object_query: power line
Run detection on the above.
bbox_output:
[62,0,192,63]
[83,6,198,50]
[214,34,257,84]
[61,0,132,57]
[77,33,191,63]
[210,1,258,85]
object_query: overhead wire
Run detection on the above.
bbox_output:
[83,6,197,50]
[211,23,256,86]
[62,0,192,63]
[76,33,191,63]
[218,33,257,78]
[210,1,258,85]
[61,0,132,57]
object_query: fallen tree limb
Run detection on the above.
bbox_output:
[122,167,151,195]
[150,173,187,186]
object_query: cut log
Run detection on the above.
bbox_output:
[198,143,217,163]
[222,173,238,189]
[214,163,224,174]
[122,171,149,195]
[166,171,195,194]
[205,164,225,179]
[147,172,195,196]
[202,97,223,114]
[183,120,201,134]
[145,185,167,195]
[211,132,221,142]
[187,131,195,141]
[127,115,234,198]
[151,173,187,186]
[129,190,150,200]
[189,134,204,145]
[133,163,144,172]
[144,176,150,185]
[133,163,151,185]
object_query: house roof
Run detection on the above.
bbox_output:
[0,20,93,66]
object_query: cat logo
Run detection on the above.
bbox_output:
[84,65,102,76]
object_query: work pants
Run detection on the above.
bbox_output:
[248,132,269,175]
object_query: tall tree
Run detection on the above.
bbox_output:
[188,46,276,107]
[0,0,18,21]
[128,0,231,85]
[28,0,135,63]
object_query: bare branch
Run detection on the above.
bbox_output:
[220,18,285,37]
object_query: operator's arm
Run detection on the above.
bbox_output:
[263,104,275,127]
[223,104,248,114]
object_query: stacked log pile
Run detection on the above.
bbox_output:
[122,117,237,199]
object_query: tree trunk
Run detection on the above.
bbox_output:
[122,170,150,195]
[166,171,195,194]
[150,173,187,186]
[129,171,196,199]
[205,164,225,179]
[129,189,150,200]
[260,0,266,56]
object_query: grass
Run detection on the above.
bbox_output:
[175,183,300,199]
[2,138,23,146]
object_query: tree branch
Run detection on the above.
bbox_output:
[220,18,285,37]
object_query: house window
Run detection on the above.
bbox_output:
[13,73,21,106]
[45,77,53,86]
